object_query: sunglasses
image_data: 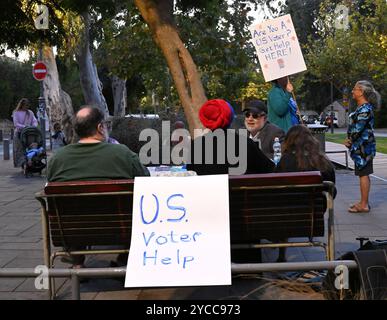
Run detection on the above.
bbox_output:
[100,120,111,129]
[245,112,264,119]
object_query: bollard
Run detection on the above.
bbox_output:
[3,139,10,160]
[0,129,3,141]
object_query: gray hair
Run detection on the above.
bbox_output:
[356,80,381,110]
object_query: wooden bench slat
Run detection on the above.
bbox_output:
[37,171,333,263]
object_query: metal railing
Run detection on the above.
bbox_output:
[0,260,358,300]
[326,150,349,169]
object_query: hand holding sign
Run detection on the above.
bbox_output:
[250,14,307,82]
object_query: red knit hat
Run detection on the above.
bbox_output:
[199,99,234,130]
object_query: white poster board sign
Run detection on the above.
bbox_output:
[125,175,231,287]
[250,14,307,82]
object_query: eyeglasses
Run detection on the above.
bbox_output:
[245,112,264,119]
[100,121,111,130]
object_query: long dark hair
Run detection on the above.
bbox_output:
[282,125,332,172]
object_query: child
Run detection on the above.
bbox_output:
[26,142,45,166]
[52,123,67,151]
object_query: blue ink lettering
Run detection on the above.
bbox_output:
[140,194,159,224]
[166,194,186,222]
[161,257,172,265]
[180,234,190,242]
[142,248,197,269]
[253,29,266,38]
[142,232,155,246]
[255,37,268,46]
[167,230,179,243]
[192,232,202,242]
[267,25,278,32]
[156,235,168,245]
[268,34,285,42]
[183,256,194,269]
[143,250,158,266]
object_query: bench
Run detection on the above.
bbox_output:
[229,172,335,261]
[35,171,335,299]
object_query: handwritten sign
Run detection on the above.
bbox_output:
[125,175,231,287]
[250,14,307,82]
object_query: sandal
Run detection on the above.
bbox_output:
[349,203,360,209]
[348,204,370,213]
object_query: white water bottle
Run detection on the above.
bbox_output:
[273,137,281,165]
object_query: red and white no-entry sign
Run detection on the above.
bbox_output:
[32,61,48,81]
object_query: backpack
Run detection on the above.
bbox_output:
[322,240,387,300]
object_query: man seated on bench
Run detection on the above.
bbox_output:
[47,106,149,268]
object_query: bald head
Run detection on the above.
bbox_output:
[173,121,185,129]
[74,106,104,138]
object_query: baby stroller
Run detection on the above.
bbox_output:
[20,126,47,177]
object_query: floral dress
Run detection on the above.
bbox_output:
[347,103,376,170]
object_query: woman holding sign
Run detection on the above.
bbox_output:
[267,76,296,133]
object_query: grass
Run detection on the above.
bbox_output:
[325,133,387,154]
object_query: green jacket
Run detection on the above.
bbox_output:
[267,84,292,133]
[47,142,150,182]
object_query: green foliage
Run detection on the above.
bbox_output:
[56,55,84,110]
[96,3,172,110]
[305,0,387,125]
[0,56,39,119]
[0,0,68,52]
[277,0,323,45]
[239,72,271,101]
[177,1,259,101]
[96,1,270,109]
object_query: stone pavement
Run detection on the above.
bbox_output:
[0,143,386,300]
[326,141,387,181]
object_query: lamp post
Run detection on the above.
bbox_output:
[330,81,334,134]
[38,58,47,151]
[34,5,49,150]
[32,54,48,151]
[342,87,349,127]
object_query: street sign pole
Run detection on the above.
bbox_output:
[37,49,47,151]
[34,4,49,151]
[330,81,334,134]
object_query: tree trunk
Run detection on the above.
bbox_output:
[134,0,206,136]
[41,46,75,143]
[111,75,127,117]
[75,10,109,116]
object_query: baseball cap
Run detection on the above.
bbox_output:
[244,100,267,115]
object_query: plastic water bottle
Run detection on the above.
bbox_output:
[273,137,281,165]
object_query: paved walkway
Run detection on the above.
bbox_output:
[0,142,386,299]
[326,141,387,181]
